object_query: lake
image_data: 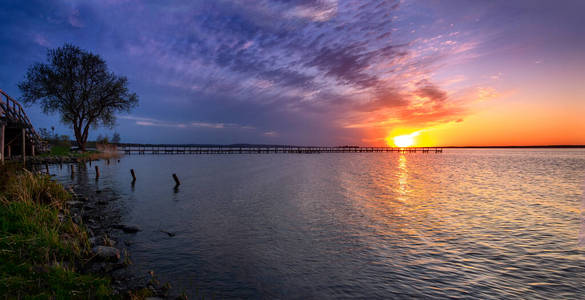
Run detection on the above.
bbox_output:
[52,149,585,298]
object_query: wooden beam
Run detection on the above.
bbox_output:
[21,128,25,164]
[0,124,4,164]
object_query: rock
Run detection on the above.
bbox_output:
[104,262,125,272]
[93,246,120,261]
[89,237,99,246]
[160,230,176,237]
[73,215,82,225]
[113,224,141,233]
[87,262,106,273]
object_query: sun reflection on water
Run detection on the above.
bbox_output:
[397,154,409,197]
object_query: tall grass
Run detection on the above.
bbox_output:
[0,165,112,297]
[3,170,71,208]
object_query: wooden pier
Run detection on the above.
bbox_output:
[117,144,443,155]
[0,89,45,163]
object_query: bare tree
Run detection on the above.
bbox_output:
[18,44,138,151]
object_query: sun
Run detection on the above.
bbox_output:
[392,132,419,147]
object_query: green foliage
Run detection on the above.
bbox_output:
[50,145,71,156]
[0,167,113,297]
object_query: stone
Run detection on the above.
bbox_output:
[73,215,82,225]
[93,246,120,261]
[113,224,141,233]
[160,230,176,237]
[89,237,99,246]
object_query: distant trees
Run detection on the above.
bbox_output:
[38,127,71,148]
[96,134,109,144]
[111,132,121,144]
[18,44,138,151]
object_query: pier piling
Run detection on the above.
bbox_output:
[172,173,180,186]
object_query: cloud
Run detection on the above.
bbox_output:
[33,34,50,47]
[0,0,511,145]
[120,116,254,130]
[263,131,279,137]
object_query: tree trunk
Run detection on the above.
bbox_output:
[73,125,86,152]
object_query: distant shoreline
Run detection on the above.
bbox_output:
[440,145,585,149]
[113,143,585,149]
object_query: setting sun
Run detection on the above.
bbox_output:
[392,132,419,147]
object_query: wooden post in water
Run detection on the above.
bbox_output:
[130,169,136,182]
[95,165,100,179]
[70,164,75,178]
[172,173,180,187]
[45,163,49,174]
[89,159,92,166]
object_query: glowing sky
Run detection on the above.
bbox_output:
[1,0,583,146]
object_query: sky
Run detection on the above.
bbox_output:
[1,0,584,146]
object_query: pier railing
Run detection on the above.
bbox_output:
[116,144,443,155]
[0,89,44,149]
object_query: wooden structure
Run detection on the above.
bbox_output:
[118,144,443,155]
[0,89,45,163]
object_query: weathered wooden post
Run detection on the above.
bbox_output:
[172,174,180,187]
[31,145,35,157]
[45,163,49,174]
[70,164,75,178]
[130,169,136,182]
[95,165,100,179]
[7,145,11,159]
[89,159,92,166]
[21,128,26,164]
[0,123,4,164]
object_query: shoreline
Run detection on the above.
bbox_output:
[0,160,181,299]
[54,158,183,298]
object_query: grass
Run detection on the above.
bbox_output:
[48,145,71,156]
[0,164,113,298]
[38,145,120,162]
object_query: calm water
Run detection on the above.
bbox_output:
[53,149,585,299]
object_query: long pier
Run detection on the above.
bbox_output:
[117,144,443,155]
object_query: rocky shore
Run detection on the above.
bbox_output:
[29,154,81,164]
[64,172,181,298]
